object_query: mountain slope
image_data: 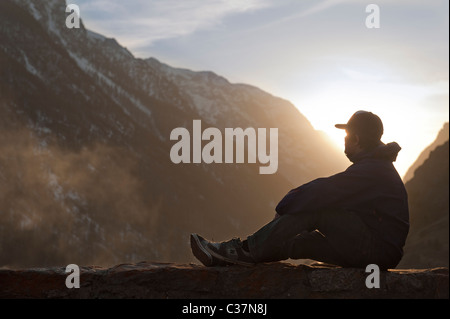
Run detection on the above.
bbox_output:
[398,141,449,268]
[0,0,348,268]
[403,122,449,182]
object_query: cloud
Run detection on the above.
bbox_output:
[297,0,347,18]
[75,0,274,49]
[297,0,446,18]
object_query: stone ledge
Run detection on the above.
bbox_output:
[0,262,448,299]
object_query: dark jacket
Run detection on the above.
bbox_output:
[275,142,410,259]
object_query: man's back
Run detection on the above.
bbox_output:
[275,142,410,261]
[344,143,409,258]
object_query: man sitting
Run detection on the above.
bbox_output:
[191,111,410,270]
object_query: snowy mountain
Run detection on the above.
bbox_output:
[0,0,348,267]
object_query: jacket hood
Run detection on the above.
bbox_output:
[351,142,401,163]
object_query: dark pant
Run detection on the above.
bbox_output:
[246,210,400,269]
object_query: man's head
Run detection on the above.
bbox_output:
[335,111,384,159]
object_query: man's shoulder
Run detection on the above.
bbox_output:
[345,158,398,176]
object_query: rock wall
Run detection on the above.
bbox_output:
[0,262,448,299]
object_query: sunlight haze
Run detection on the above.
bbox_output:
[72,0,449,179]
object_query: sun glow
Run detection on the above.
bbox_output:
[291,78,449,179]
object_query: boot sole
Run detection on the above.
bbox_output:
[190,234,214,267]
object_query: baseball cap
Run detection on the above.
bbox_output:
[335,110,384,140]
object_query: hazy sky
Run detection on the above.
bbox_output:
[71,0,449,178]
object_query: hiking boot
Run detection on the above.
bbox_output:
[204,237,256,267]
[191,234,256,267]
[190,233,231,267]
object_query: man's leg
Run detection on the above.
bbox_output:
[246,210,374,267]
[246,212,337,264]
[191,210,376,267]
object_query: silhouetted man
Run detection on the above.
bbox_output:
[191,111,409,270]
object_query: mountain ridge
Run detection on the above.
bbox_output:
[403,122,449,182]
[1,0,348,268]
[398,140,449,269]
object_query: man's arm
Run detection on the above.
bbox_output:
[275,163,376,216]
